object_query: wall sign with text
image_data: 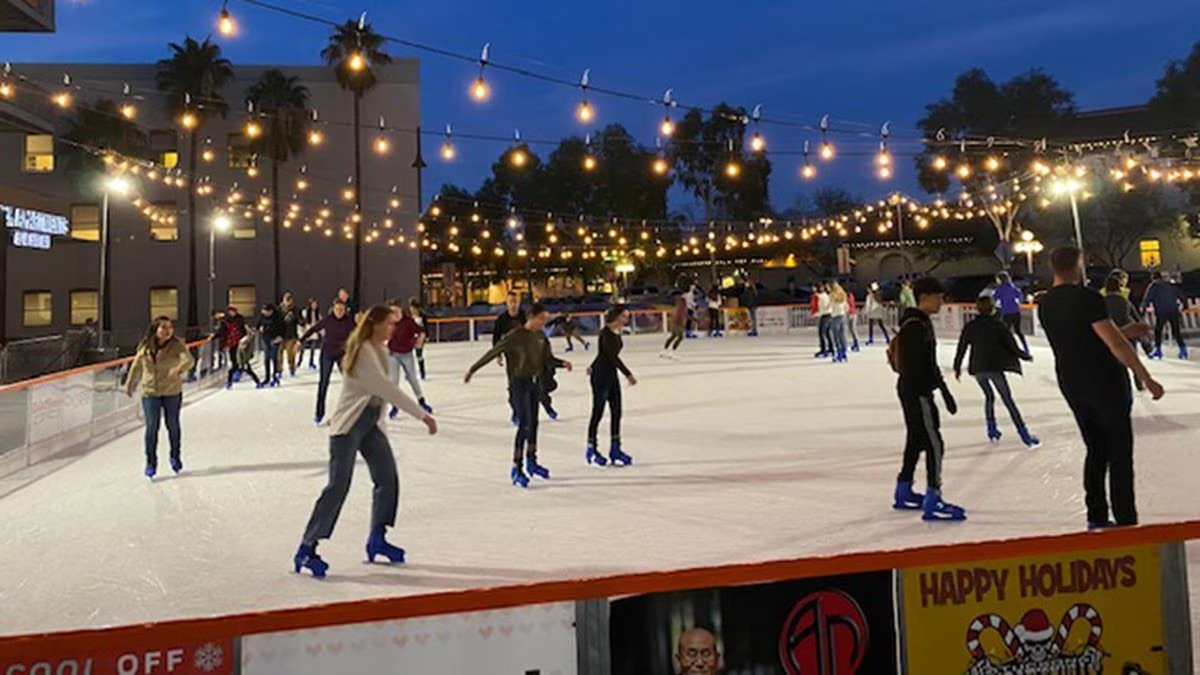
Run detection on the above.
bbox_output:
[1,204,69,250]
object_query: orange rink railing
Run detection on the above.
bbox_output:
[1,519,1198,659]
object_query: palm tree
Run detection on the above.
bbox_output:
[155,36,234,337]
[247,69,310,300]
[321,19,392,303]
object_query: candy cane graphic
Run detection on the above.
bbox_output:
[966,613,1021,662]
[1056,603,1103,651]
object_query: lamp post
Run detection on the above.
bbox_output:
[615,261,635,302]
[1051,177,1084,252]
[208,213,231,325]
[98,176,130,348]
[1013,229,1044,275]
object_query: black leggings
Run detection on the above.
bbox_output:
[708,307,721,333]
[588,373,622,445]
[1154,312,1185,350]
[868,319,889,342]
[1002,312,1029,352]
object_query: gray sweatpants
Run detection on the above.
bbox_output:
[302,404,399,545]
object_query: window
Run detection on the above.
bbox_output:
[227,132,253,169]
[1140,239,1162,269]
[69,290,98,326]
[149,130,179,169]
[150,202,179,241]
[232,220,257,240]
[149,287,179,320]
[22,291,52,327]
[160,152,179,169]
[23,135,54,173]
[228,285,256,317]
[69,204,101,241]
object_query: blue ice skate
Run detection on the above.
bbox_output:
[170,456,183,474]
[419,399,434,414]
[987,420,1002,443]
[1151,346,1163,360]
[365,526,406,564]
[293,543,329,578]
[144,464,157,480]
[921,488,967,521]
[526,456,550,480]
[1018,426,1041,449]
[892,480,924,510]
[510,465,530,488]
[388,406,400,420]
[1180,345,1190,360]
[585,442,608,467]
[609,442,633,467]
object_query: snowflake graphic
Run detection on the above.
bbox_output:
[193,642,225,673]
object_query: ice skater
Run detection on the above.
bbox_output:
[551,311,590,352]
[660,291,688,360]
[864,283,889,345]
[586,305,637,467]
[685,282,699,338]
[706,286,724,337]
[1141,270,1189,359]
[992,272,1029,355]
[299,297,356,425]
[277,292,304,377]
[227,326,264,389]
[257,304,284,387]
[386,300,434,419]
[813,283,834,357]
[409,298,428,380]
[493,291,527,425]
[846,287,860,352]
[1039,247,1162,529]
[300,297,322,370]
[216,305,247,380]
[829,282,850,362]
[124,316,195,479]
[953,296,1038,447]
[293,305,438,579]
[742,278,759,336]
[889,277,964,521]
[464,303,572,488]
[1104,275,1148,391]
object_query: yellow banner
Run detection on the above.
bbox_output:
[902,544,1165,674]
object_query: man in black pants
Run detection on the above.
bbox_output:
[1039,247,1163,528]
[892,277,963,521]
[493,291,526,424]
[1141,270,1188,360]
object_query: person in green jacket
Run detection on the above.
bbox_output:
[464,303,573,488]
[898,280,916,310]
[125,316,195,479]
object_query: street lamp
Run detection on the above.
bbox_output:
[1050,177,1084,251]
[615,261,635,301]
[209,213,231,325]
[98,176,130,348]
[1013,229,1044,275]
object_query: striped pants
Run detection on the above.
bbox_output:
[897,390,944,490]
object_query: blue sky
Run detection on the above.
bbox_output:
[5,0,1199,214]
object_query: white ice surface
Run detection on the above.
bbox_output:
[1,332,1199,641]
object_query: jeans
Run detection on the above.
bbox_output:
[830,315,847,354]
[142,394,182,467]
[817,315,833,354]
[587,372,622,445]
[389,351,424,400]
[974,372,1026,429]
[897,389,943,490]
[747,307,758,334]
[263,340,281,382]
[315,352,340,421]
[511,377,541,464]
[301,404,399,545]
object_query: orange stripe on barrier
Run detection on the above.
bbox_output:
[0,338,212,395]
[2,519,1198,658]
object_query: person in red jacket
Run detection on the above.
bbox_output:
[216,306,246,375]
[386,300,434,419]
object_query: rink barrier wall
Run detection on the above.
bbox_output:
[0,339,223,480]
[1,519,1198,667]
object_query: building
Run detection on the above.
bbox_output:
[0,0,53,32]
[0,61,421,347]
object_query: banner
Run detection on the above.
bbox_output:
[1,638,235,675]
[27,370,94,445]
[902,544,1166,674]
[241,602,576,675]
[610,571,897,675]
[755,306,790,335]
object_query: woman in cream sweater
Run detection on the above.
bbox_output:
[294,304,438,578]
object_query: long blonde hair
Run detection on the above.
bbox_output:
[342,304,394,375]
[830,282,848,304]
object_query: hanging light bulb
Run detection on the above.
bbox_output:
[295,165,308,191]
[0,81,12,100]
[659,88,675,136]
[180,110,198,129]
[652,156,670,175]
[984,156,1001,172]
[347,51,367,72]
[818,114,834,160]
[441,123,456,160]
[374,135,390,154]
[724,160,741,178]
[244,119,262,139]
[342,177,355,201]
[583,154,597,171]
[582,133,597,171]
[800,140,816,179]
[52,74,72,109]
[470,43,491,102]
[509,129,527,168]
[748,104,765,153]
[956,163,972,179]
[575,69,594,123]
[308,128,324,146]
[217,2,236,36]
[117,84,137,120]
[660,116,675,137]
[932,155,948,171]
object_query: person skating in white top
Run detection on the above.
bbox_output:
[829,282,851,362]
[814,284,835,357]
[864,283,890,345]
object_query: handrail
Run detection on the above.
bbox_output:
[2,518,1198,657]
[0,338,212,395]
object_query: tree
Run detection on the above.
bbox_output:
[155,36,233,335]
[1149,41,1200,205]
[800,187,860,276]
[671,103,771,221]
[916,68,1075,251]
[322,19,393,304]
[247,69,310,300]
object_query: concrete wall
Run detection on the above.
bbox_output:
[1,61,420,346]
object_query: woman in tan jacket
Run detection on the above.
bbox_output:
[125,316,195,479]
[295,304,438,578]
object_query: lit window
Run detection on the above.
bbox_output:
[22,291,52,327]
[23,135,54,173]
[70,290,98,326]
[70,204,101,241]
[160,152,179,169]
[227,285,256,317]
[227,133,253,169]
[150,203,179,241]
[233,220,257,240]
[149,287,179,320]
[1139,239,1161,269]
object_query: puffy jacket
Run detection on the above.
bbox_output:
[953,314,1026,376]
[125,337,195,397]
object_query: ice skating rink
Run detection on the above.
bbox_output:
[2,332,1199,639]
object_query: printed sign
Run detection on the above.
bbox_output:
[902,544,1166,674]
[1,638,234,675]
[610,571,897,675]
[755,306,790,335]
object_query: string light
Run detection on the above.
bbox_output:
[984,156,1001,173]
[582,133,597,171]
[748,104,765,153]
[652,156,670,175]
[800,141,816,180]
[245,119,262,139]
[441,124,456,160]
[724,160,741,178]
[347,51,367,72]
[575,69,594,123]
[471,43,491,102]
[819,114,835,160]
[308,128,324,146]
[217,1,236,37]
[931,155,947,171]
[180,111,197,129]
[956,163,971,179]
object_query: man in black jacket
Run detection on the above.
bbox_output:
[954,295,1038,447]
[892,277,964,521]
[493,291,527,424]
[257,304,285,387]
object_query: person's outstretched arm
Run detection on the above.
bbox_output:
[1093,319,1163,399]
